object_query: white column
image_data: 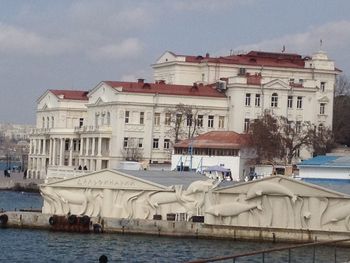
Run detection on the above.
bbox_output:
[52,138,56,166]
[33,139,37,155]
[69,138,73,166]
[43,139,46,156]
[85,137,90,156]
[91,137,96,156]
[59,138,64,166]
[29,140,33,155]
[38,139,42,155]
[97,137,102,156]
[79,138,84,156]
[49,139,53,165]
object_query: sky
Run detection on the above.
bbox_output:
[1,0,350,124]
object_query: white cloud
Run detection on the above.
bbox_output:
[0,23,75,56]
[235,20,350,56]
[89,38,143,60]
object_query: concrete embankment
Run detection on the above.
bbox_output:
[2,211,350,245]
[0,172,43,192]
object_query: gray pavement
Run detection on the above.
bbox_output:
[0,171,43,190]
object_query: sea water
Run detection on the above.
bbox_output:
[1,190,350,262]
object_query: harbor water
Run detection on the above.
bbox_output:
[1,187,350,262]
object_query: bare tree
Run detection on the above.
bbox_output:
[335,75,350,96]
[165,103,204,143]
[308,125,335,156]
[121,138,143,161]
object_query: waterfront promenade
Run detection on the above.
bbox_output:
[0,171,43,191]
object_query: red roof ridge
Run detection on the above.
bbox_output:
[49,89,89,101]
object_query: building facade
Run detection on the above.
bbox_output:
[29,49,339,179]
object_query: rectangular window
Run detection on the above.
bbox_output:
[289,78,294,84]
[153,138,159,149]
[320,103,326,115]
[287,96,293,108]
[218,116,225,129]
[164,139,170,149]
[140,112,144,124]
[197,115,203,127]
[320,82,326,92]
[245,93,251,106]
[255,94,260,107]
[271,93,278,108]
[296,121,301,133]
[123,137,128,148]
[165,113,171,125]
[79,118,84,128]
[176,114,182,126]
[138,138,143,148]
[208,115,214,128]
[299,79,304,84]
[65,139,69,151]
[154,113,160,126]
[125,111,130,123]
[297,96,303,109]
[186,114,193,126]
[244,118,250,133]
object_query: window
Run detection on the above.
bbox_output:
[65,139,69,151]
[271,93,278,107]
[255,94,260,107]
[154,113,160,126]
[289,78,294,84]
[239,68,246,75]
[176,114,182,126]
[299,79,304,84]
[320,82,326,92]
[208,115,214,128]
[245,93,251,106]
[318,124,324,133]
[287,96,293,108]
[244,118,250,133]
[42,117,45,128]
[186,114,193,126]
[138,138,143,148]
[125,111,130,123]
[153,138,159,149]
[51,117,54,128]
[123,137,128,148]
[320,103,326,115]
[165,113,171,125]
[197,115,203,127]
[47,117,49,128]
[101,112,105,125]
[107,112,111,125]
[297,96,303,109]
[218,116,225,129]
[79,118,84,128]
[296,121,301,133]
[164,139,170,149]
[95,113,99,127]
[140,112,144,124]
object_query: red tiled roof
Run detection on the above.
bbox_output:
[174,131,252,149]
[50,90,89,101]
[103,81,226,98]
[183,51,306,69]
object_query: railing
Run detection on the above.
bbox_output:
[46,166,90,181]
[186,238,350,263]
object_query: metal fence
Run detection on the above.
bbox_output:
[186,238,350,263]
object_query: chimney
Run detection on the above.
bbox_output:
[138,78,144,83]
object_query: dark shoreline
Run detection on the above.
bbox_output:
[0,183,40,193]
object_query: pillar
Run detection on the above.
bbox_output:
[91,137,96,156]
[97,137,102,156]
[52,138,56,166]
[49,139,53,165]
[69,138,73,166]
[59,138,64,166]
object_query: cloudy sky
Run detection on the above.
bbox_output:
[1,0,350,124]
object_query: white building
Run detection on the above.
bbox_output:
[28,49,339,179]
[171,131,255,180]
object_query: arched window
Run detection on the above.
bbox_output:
[271,93,278,107]
[42,117,45,128]
[51,116,54,128]
[46,117,50,128]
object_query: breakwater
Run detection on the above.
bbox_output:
[2,211,350,245]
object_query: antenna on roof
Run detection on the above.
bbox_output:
[282,45,286,53]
